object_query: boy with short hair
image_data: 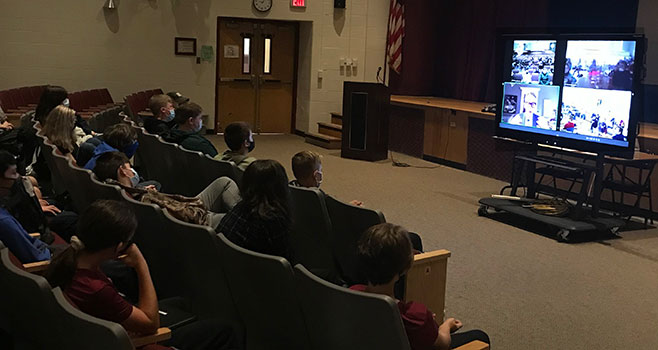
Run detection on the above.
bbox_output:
[290,150,362,206]
[164,103,218,157]
[352,223,490,350]
[145,94,176,135]
[215,122,256,171]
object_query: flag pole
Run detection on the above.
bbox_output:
[383,0,392,86]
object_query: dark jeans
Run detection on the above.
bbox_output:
[451,329,490,349]
[45,210,78,241]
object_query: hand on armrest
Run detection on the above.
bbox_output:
[130,327,171,348]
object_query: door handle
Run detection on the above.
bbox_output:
[262,79,282,83]
[220,77,251,82]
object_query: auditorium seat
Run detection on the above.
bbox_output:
[293,264,489,350]
[87,105,123,133]
[86,174,124,203]
[153,138,181,193]
[197,154,243,189]
[288,185,338,282]
[62,158,96,212]
[323,195,386,284]
[216,233,310,350]
[38,138,67,196]
[135,131,173,190]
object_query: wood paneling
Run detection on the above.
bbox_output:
[422,108,469,165]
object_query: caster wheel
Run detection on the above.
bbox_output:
[556,229,570,242]
[478,205,489,217]
[610,227,621,236]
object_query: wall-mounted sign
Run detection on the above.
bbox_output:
[175,37,197,56]
[224,45,240,58]
[291,0,305,8]
[201,45,214,62]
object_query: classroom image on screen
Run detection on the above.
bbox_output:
[511,40,556,85]
[501,83,560,131]
[560,86,632,143]
[564,40,636,91]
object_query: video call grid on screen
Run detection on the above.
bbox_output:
[501,38,637,148]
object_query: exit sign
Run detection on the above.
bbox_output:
[291,0,305,7]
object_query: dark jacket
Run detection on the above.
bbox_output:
[143,117,174,136]
[163,127,218,157]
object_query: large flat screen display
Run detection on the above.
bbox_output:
[496,34,644,156]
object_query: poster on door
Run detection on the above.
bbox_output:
[224,45,240,58]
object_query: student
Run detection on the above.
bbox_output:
[45,200,237,350]
[163,103,218,157]
[352,223,490,350]
[215,122,256,171]
[93,151,240,229]
[35,85,92,134]
[42,106,93,162]
[144,95,176,136]
[290,150,363,207]
[218,159,291,259]
[82,123,139,170]
[166,91,190,108]
[0,151,51,262]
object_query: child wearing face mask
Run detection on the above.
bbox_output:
[163,103,218,157]
[215,122,257,171]
[144,95,177,136]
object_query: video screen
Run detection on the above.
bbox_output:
[511,40,556,85]
[564,40,636,91]
[560,87,632,145]
[501,83,560,131]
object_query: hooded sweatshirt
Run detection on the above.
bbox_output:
[163,128,218,157]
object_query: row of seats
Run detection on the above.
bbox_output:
[129,116,243,196]
[0,242,172,350]
[0,85,45,112]
[25,116,487,349]
[87,105,125,133]
[124,88,163,118]
[67,88,118,118]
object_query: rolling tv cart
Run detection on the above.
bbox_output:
[478,148,626,242]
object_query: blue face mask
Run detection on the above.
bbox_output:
[129,168,140,187]
[124,141,139,158]
[194,119,203,133]
[165,109,175,122]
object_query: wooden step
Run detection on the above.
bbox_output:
[318,121,342,138]
[330,112,342,126]
[305,132,341,149]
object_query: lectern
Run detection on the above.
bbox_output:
[341,82,390,161]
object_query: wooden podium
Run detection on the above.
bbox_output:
[341,82,390,161]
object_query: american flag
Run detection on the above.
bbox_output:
[387,0,405,74]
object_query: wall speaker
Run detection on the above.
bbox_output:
[334,0,345,9]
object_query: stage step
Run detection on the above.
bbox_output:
[330,112,342,126]
[305,132,341,149]
[318,121,342,138]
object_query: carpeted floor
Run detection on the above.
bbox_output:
[210,134,658,349]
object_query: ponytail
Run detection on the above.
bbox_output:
[44,200,137,289]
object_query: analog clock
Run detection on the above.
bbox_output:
[253,0,272,12]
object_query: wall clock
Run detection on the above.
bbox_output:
[253,0,272,12]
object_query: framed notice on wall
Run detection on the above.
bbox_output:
[175,37,197,56]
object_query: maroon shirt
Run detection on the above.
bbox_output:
[65,268,134,324]
[350,284,438,350]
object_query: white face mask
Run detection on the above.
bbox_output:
[314,170,323,187]
[62,98,70,107]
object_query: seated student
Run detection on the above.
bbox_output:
[45,200,237,350]
[144,95,176,136]
[352,223,490,350]
[163,103,218,157]
[82,123,139,170]
[35,85,92,135]
[94,151,240,229]
[42,105,93,163]
[218,159,291,259]
[0,150,77,242]
[215,122,256,171]
[290,150,363,207]
[166,91,190,108]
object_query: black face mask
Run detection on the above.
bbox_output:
[248,138,255,153]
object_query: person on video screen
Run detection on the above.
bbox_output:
[508,91,545,128]
[610,60,633,91]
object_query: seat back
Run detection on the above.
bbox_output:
[85,174,124,203]
[154,210,240,327]
[135,131,172,190]
[51,287,134,350]
[166,144,199,196]
[293,264,411,350]
[288,186,337,279]
[198,154,243,189]
[216,233,310,350]
[153,138,182,193]
[65,159,96,212]
[324,195,386,284]
[0,244,58,347]
[39,138,66,196]
[88,106,123,133]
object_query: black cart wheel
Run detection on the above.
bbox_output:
[478,205,489,217]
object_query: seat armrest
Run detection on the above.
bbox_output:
[23,260,50,274]
[453,340,490,350]
[130,327,172,348]
[405,249,451,321]
[29,232,41,239]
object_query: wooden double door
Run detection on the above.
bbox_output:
[216,18,297,133]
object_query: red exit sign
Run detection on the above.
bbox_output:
[291,0,305,7]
